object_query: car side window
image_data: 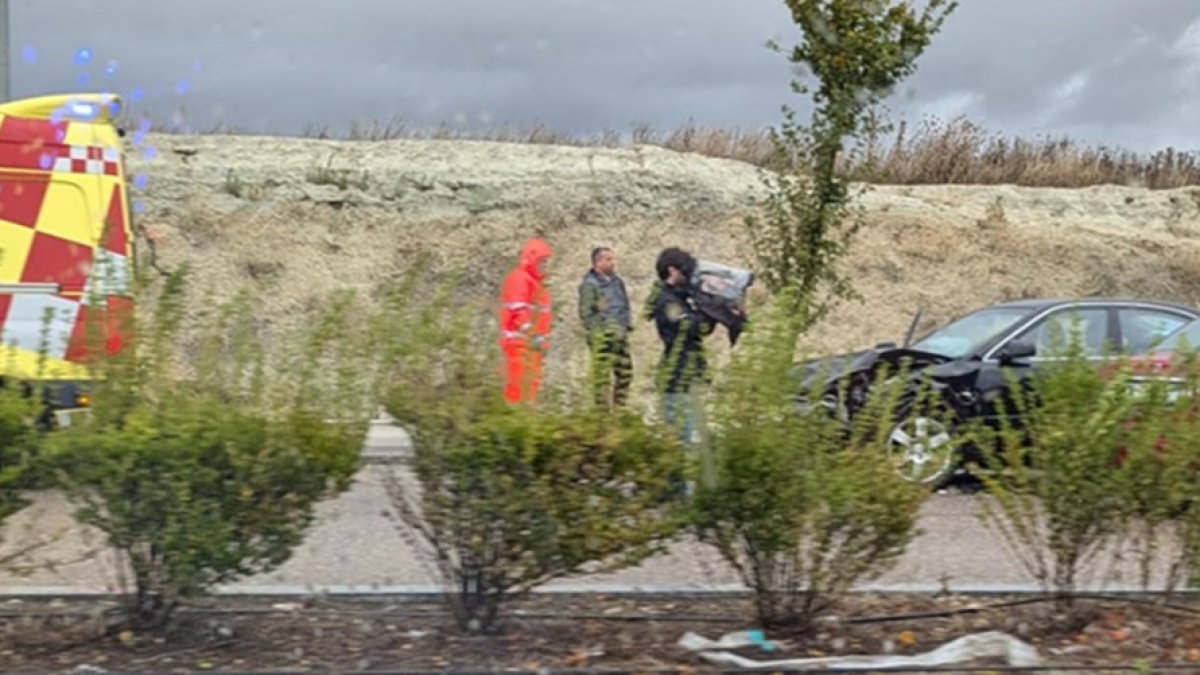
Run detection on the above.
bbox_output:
[1118,308,1190,354]
[1013,307,1110,358]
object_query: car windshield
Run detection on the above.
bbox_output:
[909,307,1032,359]
[1154,320,1200,354]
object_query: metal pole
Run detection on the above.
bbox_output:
[0,0,9,102]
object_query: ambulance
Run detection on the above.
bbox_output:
[0,92,135,428]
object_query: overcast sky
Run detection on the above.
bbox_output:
[10,0,1200,153]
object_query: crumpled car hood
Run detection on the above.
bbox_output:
[793,346,954,392]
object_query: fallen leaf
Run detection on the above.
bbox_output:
[117,630,134,645]
[898,630,917,646]
[1111,628,1130,642]
[1187,648,1200,662]
[565,649,589,667]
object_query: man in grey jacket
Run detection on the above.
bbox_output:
[578,246,633,408]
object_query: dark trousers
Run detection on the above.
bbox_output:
[588,332,632,409]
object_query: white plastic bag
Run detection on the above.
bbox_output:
[678,629,1041,670]
[692,259,754,306]
[677,629,786,652]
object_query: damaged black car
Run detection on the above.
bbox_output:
[793,298,1200,488]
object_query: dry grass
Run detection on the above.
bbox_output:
[133,108,1200,190]
[851,116,1200,190]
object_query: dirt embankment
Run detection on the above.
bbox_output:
[125,133,1200,396]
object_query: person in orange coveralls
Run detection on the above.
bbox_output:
[498,238,553,403]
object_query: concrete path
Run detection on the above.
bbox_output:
[0,420,1181,596]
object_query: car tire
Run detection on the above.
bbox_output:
[886,398,959,489]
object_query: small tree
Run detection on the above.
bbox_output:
[381,275,685,634]
[973,329,1140,611]
[747,0,957,324]
[44,271,376,629]
[690,289,936,629]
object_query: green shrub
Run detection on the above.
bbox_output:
[381,277,685,634]
[689,292,935,629]
[972,329,1141,607]
[44,270,376,629]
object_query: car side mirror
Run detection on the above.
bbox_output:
[998,339,1036,364]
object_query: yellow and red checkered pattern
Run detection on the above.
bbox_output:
[0,99,133,380]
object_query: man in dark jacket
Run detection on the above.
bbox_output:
[645,246,716,447]
[578,246,633,408]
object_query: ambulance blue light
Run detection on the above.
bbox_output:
[65,101,99,120]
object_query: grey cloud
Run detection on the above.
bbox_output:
[9,0,1200,152]
[895,0,1200,146]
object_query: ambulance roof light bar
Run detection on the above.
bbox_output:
[62,100,101,121]
[0,93,123,124]
[54,96,122,123]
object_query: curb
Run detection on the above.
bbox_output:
[3,581,1198,600]
[359,451,410,465]
[359,419,411,464]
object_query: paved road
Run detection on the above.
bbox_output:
[0,421,1178,595]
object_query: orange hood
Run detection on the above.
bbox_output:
[518,238,552,280]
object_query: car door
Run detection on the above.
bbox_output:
[1115,306,1193,355]
[976,305,1113,424]
[1114,305,1195,399]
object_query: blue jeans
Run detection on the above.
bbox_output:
[664,388,716,497]
[663,391,697,447]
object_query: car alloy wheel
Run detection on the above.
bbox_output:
[887,414,955,485]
